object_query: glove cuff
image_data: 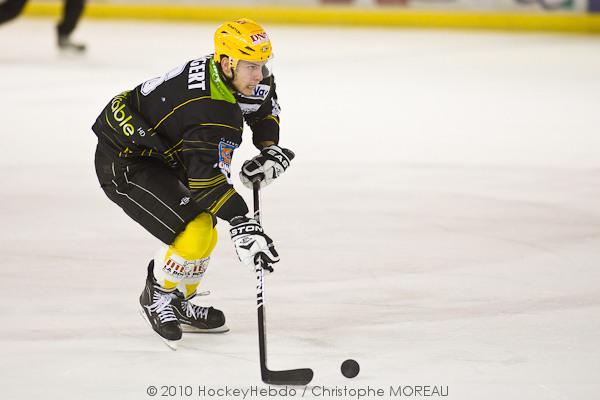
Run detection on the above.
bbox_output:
[229,215,250,226]
[263,144,282,152]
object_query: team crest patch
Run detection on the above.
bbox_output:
[217,139,239,182]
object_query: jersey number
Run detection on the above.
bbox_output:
[140,64,186,96]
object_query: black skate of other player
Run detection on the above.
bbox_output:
[0,0,87,52]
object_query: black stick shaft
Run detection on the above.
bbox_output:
[253,182,268,379]
[251,182,314,385]
[253,181,261,223]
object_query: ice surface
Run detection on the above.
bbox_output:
[1,19,599,400]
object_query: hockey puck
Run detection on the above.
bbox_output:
[340,359,360,378]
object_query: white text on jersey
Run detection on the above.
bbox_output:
[188,58,207,90]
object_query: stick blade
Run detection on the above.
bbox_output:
[262,368,314,386]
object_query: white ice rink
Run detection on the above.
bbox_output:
[1,18,599,400]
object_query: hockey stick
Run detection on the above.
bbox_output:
[253,181,314,386]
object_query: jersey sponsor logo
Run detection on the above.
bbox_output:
[188,58,207,90]
[250,32,269,45]
[252,84,270,99]
[110,93,135,137]
[237,84,270,102]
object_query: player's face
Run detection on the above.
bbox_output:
[233,60,266,96]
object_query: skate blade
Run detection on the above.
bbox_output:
[138,307,179,351]
[162,338,178,350]
[181,324,230,334]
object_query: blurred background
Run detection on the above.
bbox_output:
[17,0,600,31]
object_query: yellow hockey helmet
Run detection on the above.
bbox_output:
[214,18,273,72]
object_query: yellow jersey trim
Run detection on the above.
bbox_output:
[208,188,236,214]
[153,97,211,131]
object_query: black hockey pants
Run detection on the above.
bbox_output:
[0,0,85,37]
[94,146,205,245]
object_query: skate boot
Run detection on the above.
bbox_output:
[171,292,229,333]
[139,261,182,348]
[58,34,86,53]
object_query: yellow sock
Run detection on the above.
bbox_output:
[153,212,218,297]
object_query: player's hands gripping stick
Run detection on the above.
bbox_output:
[230,216,279,272]
[240,145,294,189]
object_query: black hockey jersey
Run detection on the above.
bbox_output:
[92,54,281,220]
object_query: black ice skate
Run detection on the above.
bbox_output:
[58,35,86,53]
[171,293,229,333]
[139,261,182,349]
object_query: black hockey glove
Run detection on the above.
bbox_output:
[230,216,279,272]
[240,145,295,189]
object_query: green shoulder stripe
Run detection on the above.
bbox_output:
[209,58,236,104]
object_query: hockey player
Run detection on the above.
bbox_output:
[92,18,294,346]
